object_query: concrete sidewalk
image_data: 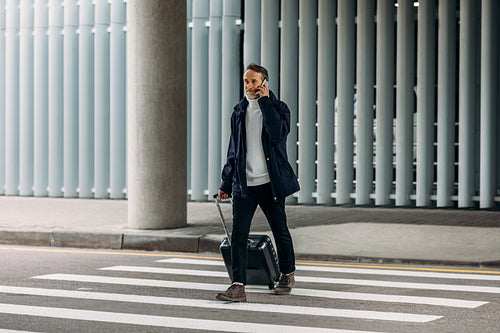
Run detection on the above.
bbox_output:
[0,196,499,267]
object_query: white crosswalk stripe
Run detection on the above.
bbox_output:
[0,286,441,322]
[99,265,500,294]
[1,255,497,332]
[158,258,500,281]
[32,273,488,308]
[0,303,384,333]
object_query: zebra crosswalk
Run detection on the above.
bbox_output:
[0,254,498,332]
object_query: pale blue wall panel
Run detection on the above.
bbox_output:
[78,0,95,198]
[48,0,64,197]
[63,0,79,197]
[5,0,20,195]
[94,0,111,198]
[110,0,127,199]
[19,0,34,196]
[208,0,223,197]
[33,0,49,197]
[190,0,209,201]
[297,0,317,204]
[0,0,6,194]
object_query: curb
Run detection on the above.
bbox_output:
[0,229,201,253]
[1,229,499,269]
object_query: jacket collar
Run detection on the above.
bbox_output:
[234,90,278,115]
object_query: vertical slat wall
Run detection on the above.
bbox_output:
[190,0,209,201]
[436,0,456,207]
[185,0,498,208]
[416,0,436,207]
[0,0,498,209]
[94,0,110,199]
[316,0,335,204]
[280,0,298,205]
[261,0,279,95]
[395,0,415,206]
[5,0,19,195]
[63,0,78,197]
[0,0,127,198]
[479,0,499,209]
[336,0,355,204]
[33,0,49,196]
[457,0,478,208]
[109,0,126,199]
[0,0,5,195]
[207,0,223,198]
[48,0,63,197]
[19,0,34,196]
[297,0,317,204]
[375,0,395,206]
[355,0,374,206]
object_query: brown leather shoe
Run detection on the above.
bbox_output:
[274,272,295,295]
[216,283,247,302]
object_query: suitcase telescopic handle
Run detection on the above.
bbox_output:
[213,194,232,246]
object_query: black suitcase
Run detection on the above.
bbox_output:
[214,195,280,289]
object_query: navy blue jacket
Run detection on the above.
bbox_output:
[220,91,300,201]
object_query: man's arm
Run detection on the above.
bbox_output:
[259,96,291,144]
[219,114,236,196]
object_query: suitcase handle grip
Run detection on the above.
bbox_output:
[213,194,232,246]
[213,193,231,199]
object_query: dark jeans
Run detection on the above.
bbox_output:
[231,183,295,284]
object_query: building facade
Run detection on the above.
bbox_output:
[0,0,499,209]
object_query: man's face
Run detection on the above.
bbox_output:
[243,70,265,99]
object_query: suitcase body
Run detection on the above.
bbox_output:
[219,234,280,289]
[214,195,280,289]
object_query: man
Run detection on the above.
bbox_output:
[216,63,300,302]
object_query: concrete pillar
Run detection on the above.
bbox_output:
[63,0,79,197]
[436,0,456,207]
[416,0,436,207]
[281,0,299,204]
[208,0,223,197]
[127,0,187,229]
[458,0,478,208]
[297,0,317,204]
[375,0,395,206]
[395,0,415,207]
[316,0,335,204]
[479,0,498,209]
[78,0,94,198]
[34,0,49,197]
[243,0,260,66]
[190,0,209,201]
[261,0,279,94]
[5,0,20,196]
[110,0,127,199]
[20,0,34,196]
[355,0,375,205]
[336,0,355,205]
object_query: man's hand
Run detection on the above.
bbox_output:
[255,83,270,98]
[218,190,230,200]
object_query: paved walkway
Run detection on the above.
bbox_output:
[0,196,499,267]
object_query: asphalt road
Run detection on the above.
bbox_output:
[0,245,499,333]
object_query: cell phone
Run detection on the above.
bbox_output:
[261,78,268,87]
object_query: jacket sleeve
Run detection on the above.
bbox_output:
[219,114,236,195]
[258,95,291,145]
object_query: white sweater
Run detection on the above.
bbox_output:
[245,96,270,186]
